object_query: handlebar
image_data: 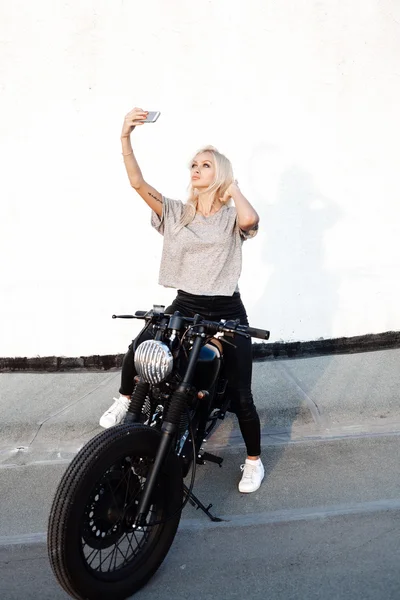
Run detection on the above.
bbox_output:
[242,326,270,340]
[112,311,270,341]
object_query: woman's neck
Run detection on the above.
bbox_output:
[196,192,223,217]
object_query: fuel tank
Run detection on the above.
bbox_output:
[192,343,221,391]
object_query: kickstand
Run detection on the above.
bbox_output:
[183,484,225,522]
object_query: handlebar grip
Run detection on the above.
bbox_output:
[134,311,148,317]
[245,326,270,340]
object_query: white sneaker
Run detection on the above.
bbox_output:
[238,458,265,493]
[99,395,130,429]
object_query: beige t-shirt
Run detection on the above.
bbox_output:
[151,197,258,296]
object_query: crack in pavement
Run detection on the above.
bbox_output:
[27,372,118,447]
[275,362,328,428]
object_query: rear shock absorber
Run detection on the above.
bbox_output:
[125,379,150,423]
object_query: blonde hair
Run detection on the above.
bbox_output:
[176,145,234,230]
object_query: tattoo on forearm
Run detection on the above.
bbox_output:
[148,192,163,204]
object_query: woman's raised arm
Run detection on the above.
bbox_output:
[120,107,163,217]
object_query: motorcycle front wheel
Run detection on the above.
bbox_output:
[48,423,183,600]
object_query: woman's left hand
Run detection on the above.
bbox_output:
[220,180,240,203]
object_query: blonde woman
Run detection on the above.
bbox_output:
[100,107,264,493]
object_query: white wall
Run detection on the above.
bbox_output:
[1,0,400,356]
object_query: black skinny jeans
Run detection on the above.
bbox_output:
[119,290,261,457]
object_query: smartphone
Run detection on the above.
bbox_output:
[144,111,161,123]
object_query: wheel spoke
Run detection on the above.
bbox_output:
[97,543,121,571]
[112,539,120,571]
[131,528,144,550]
[123,476,145,514]
[114,535,132,567]
[115,533,134,568]
[125,531,137,557]
[132,529,148,549]
[105,477,122,510]
[106,543,118,573]
[86,547,101,568]
[98,461,131,512]
[123,467,132,507]
[110,465,130,496]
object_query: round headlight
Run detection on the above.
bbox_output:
[134,340,174,384]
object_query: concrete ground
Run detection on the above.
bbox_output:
[1,348,400,599]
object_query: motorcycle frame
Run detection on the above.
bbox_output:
[132,318,223,528]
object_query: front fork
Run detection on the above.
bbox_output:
[134,332,205,527]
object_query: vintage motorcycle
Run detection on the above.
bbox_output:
[47,306,269,600]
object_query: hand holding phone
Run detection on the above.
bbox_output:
[143,111,161,123]
[121,108,161,138]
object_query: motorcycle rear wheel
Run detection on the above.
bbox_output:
[48,423,183,600]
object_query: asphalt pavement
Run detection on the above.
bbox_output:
[1,348,400,599]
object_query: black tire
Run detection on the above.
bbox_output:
[48,423,183,600]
